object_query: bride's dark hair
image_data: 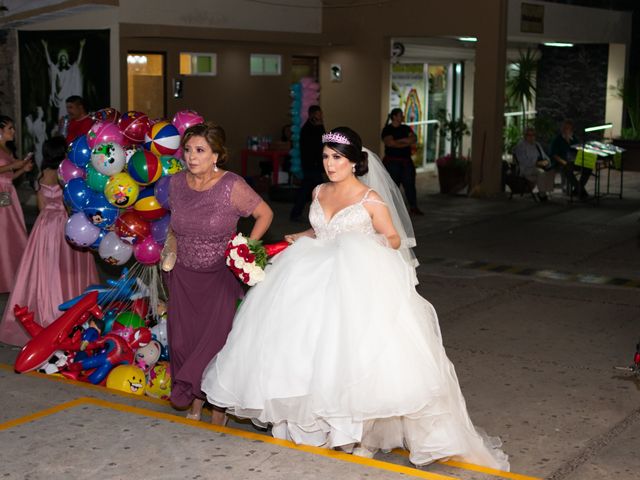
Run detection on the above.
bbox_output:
[322,126,368,176]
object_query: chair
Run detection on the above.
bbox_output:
[504,154,538,202]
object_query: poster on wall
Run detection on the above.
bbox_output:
[390,63,426,165]
[19,29,109,167]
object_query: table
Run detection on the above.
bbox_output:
[240,149,290,186]
[573,141,625,204]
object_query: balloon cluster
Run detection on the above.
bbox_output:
[61,108,204,266]
[288,77,320,178]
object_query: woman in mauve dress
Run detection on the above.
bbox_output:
[161,122,272,424]
[0,115,34,294]
[0,136,99,346]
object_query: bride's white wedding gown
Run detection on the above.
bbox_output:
[201,187,509,470]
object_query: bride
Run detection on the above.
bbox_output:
[201,127,509,470]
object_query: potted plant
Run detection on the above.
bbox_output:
[436,112,471,194]
[506,48,538,132]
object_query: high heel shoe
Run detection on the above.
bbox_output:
[185,411,201,421]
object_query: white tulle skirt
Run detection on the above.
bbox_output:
[201,232,509,470]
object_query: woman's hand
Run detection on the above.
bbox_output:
[285,228,314,244]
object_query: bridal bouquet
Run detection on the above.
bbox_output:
[225,233,289,286]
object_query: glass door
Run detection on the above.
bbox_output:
[127,52,165,119]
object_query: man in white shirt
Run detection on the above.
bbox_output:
[512,127,555,202]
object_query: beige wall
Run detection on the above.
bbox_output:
[321,0,508,194]
[121,30,322,171]
[606,43,626,138]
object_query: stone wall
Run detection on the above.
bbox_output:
[0,29,17,121]
[536,44,609,140]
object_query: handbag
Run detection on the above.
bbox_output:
[0,191,11,207]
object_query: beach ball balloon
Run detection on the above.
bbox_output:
[128,150,162,185]
[91,142,126,176]
[58,158,86,184]
[172,110,204,136]
[115,210,150,245]
[144,121,180,156]
[83,191,120,228]
[98,231,133,265]
[65,212,101,248]
[63,178,91,212]
[67,135,92,167]
[133,187,167,221]
[87,121,124,149]
[92,107,120,124]
[85,164,109,192]
[118,111,150,144]
[159,155,183,176]
[106,365,146,396]
[104,172,139,208]
[134,236,162,265]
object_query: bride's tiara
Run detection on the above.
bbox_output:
[322,132,350,145]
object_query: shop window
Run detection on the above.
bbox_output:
[250,54,281,76]
[180,53,217,76]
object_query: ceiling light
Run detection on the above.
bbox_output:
[543,42,574,47]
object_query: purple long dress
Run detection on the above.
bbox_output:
[166,170,261,408]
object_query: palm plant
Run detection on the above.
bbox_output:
[614,74,640,140]
[506,49,539,131]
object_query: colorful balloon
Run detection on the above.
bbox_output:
[83,191,120,228]
[85,164,109,192]
[87,121,125,149]
[91,142,126,176]
[151,213,170,244]
[134,236,162,265]
[128,150,162,185]
[172,110,204,136]
[58,158,86,184]
[133,187,167,221]
[67,135,92,167]
[104,172,139,208]
[115,211,150,245]
[146,361,171,399]
[115,311,145,329]
[92,107,120,124]
[65,212,101,248]
[118,111,150,144]
[144,121,180,156]
[89,228,108,250]
[63,178,91,212]
[98,231,133,265]
[106,365,146,395]
[159,155,183,176]
[153,175,171,210]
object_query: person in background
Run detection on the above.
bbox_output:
[161,122,273,424]
[0,115,34,294]
[512,127,555,202]
[290,105,325,222]
[549,119,591,200]
[64,95,94,144]
[0,136,99,346]
[381,108,423,215]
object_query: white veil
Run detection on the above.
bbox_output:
[361,147,419,282]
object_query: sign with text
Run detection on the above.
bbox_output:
[521,3,544,34]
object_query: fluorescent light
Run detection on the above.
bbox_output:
[543,42,574,47]
[584,123,613,132]
[458,37,477,42]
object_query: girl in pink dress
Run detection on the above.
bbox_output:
[0,115,34,294]
[0,136,99,346]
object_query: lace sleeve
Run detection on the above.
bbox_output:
[230,175,262,217]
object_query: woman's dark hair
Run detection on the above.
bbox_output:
[0,115,17,158]
[37,135,67,186]
[385,108,403,126]
[181,121,228,166]
[322,126,368,176]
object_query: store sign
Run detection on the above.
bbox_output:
[521,2,544,34]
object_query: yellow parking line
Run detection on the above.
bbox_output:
[0,397,87,430]
[2,363,540,479]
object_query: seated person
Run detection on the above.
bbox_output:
[549,119,591,199]
[512,127,555,202]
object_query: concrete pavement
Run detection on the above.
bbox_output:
[1,168,640,479]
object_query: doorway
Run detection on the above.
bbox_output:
[127,52,165,119]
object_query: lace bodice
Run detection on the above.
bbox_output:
[309,185,379,241]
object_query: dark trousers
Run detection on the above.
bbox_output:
[561,163,592,195]
[290,170,324,219]
[383,156,418,207]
